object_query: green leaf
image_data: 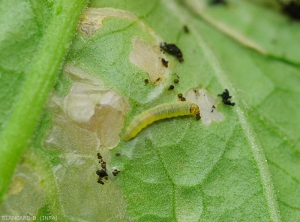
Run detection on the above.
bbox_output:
[1,0,300,221]
[0,0,88,201]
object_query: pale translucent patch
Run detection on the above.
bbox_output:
[62,87,95,123]
[0,163,45,218]
[78,8,168,99]
[42,63,131,221]
[185,88,224,125]
[79,8,159,39]
[45,63,130,150]
[130,37,169,85]
[79,8,138,36]
[43,114,100,154]
[145,83,165,102]
[6,178,25,196]
[52,154,131,222]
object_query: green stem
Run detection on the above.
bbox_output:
[0,0,88,202]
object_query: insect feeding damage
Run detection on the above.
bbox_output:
[44,63,130,151]
[160,42,184,63]
[42,64,129,220]
[78,8,138,36]
[124,101,200,140]
[130,38,170,85]
[185,88,224,126]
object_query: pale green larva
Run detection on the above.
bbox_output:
[124,101,200,140]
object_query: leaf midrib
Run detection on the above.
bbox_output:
[0,0,89,203]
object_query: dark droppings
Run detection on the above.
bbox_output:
[101,161,106,171]
[96,169,108,177]
[96,152,109,185]
[218,89,235,106]
[161,58,169,67]
[178,93,186,101]
[160,42,184,62]
[280,0,300,20]
[209,0,227,6]
[97,179,104,185]
[154,77,161,84]
[112,169,120,176]
[174,79,179,84]
[211,105,216,113]
[183,25,189,33]
[212,105,216,108]
[168,85,175,90]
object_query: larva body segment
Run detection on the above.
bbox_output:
[124,101,200,140]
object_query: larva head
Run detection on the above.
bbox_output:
[123,132,132,141]
[190,103,200,118]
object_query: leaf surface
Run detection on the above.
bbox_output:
[1,0,300,221]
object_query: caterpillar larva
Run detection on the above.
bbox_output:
[124,101,200,140]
